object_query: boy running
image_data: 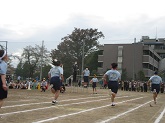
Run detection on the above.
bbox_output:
[148,71,162,107]
[103,63,121,106]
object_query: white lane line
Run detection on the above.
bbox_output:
[0,96,129,116]
[5,99,36,103]
[32,97,144,123]
[99,100,152,123]
[2,95,110,108]
[154,106,165,123]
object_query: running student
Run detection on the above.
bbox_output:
[48,59,64,105]
[0,50,8,108]
[90,74,99,94]
[148,71,162,106]
[103,63,121,106]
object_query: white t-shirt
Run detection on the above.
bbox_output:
[83,69,90,76]
[91,78,98,83]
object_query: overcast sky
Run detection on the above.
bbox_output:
[0,0,165,66]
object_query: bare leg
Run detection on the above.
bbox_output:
[153,93,157,104]
[95,88,97,93]
[150,92,157,107]
[111,92,116,106]
[51,88,55,94]
[54,90,60,100]
[111,93,116,103]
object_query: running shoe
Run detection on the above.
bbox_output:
[52,100,56,105]
[111,104,115,106]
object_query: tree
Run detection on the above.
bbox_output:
[6,57,15,79]
[51,28,104,78]
[33,65,51,80]
[84,50,101,75]
[15,45,50,79]
[137,70,146,81]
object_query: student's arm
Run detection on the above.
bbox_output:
[82,71,84,75]
[148,80,151,86]
[60,74,64,82]
[103,74,107,81]
[48,73,51,79]
[90,78,93,83]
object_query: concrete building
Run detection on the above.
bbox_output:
[141,36,165,72]
[98,42,162,80]
[141,36,165,59]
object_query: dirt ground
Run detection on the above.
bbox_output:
[0,86,165,123]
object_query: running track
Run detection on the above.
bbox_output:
[0,87,165,123]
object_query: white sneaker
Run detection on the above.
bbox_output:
[52,100,56,105]
[154,89,156,92]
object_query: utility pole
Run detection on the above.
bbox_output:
[40,40,44,81]
[81,40,85,82]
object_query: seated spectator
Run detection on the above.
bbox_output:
[41,78,47,92]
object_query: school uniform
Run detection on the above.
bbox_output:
[91,78,98,88]
[105,69,121,94]
[83,69,90,86]
[48,66,63,91]
[149,75,162,94]
[0,60,8,99]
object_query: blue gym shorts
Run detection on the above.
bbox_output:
[108,81,118,94]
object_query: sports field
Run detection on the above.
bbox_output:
[0,87,165,123]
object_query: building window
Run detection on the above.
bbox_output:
[160,54,165,58]
[98,62,103,68]
[118,46,123,56]
[118,63,122,69]
[99,50,103,55]
[149,64,153,70]
[143,63,148,69]
[118,57,122,63]
[143,50,149,55]
[160,45,165,49]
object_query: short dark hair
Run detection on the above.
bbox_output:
[154,71,158,75]
[52,59,61,66]
[111,63,118,69]
[0,50,5,57]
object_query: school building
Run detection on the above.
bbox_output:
[97,36,165,80]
